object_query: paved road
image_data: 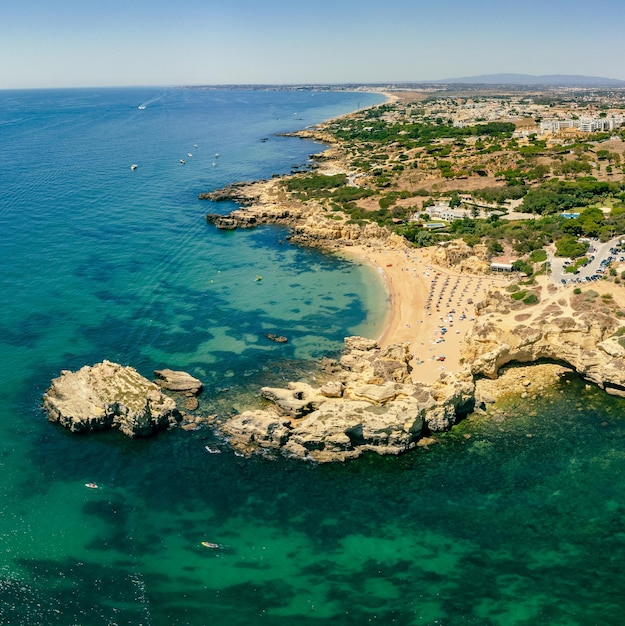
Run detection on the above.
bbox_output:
[548,236,623,285]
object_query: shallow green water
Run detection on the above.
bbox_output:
[4,374,625,625]
[2,88,625,625]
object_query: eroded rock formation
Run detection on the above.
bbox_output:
[43,361,182,437]
[462,285,625,396]
[431,240,491,274]
[202,178,406,250]
[154,369,203,395]
[220,336,475,462]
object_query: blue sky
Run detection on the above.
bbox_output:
[2,0,625,88]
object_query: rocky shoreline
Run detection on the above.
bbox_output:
[195,173,625,460]
[42,118,625,461]
[44,172,625,460]
[221,336,474,462]
[201,177,407,252]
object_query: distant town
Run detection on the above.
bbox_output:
[275,83,625,287]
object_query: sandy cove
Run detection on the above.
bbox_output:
[341,244,513,384]
[202,176,512,385]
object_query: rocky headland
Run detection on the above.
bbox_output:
[202,177,408,252]
[221,336,475,462]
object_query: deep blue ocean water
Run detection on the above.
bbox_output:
[2,88,625,625]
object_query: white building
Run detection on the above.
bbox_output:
[425,202,472,221]
[540,116,624,135]
[540,119,575,133]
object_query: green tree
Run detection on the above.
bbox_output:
[512,259,533,275]
[463,233,481,247]
[578,206,605,237]
[556,160,593,178]
[555,234,588,258]
[488,239,504,256]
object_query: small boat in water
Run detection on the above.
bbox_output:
[85,483,99,489]
[130,164,137,170]
[201,541,221,549]
[138,105,146,110]
[179,159,185,165]
[205,445,221,454]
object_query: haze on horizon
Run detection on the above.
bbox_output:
[3,0,625,90]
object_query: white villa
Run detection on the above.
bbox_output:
[420,202,472,221]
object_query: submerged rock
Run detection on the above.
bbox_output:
[266,333,288,343]
[43,361,182,437]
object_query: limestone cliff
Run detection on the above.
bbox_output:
[461,283,625,396]
[431,241,491,274]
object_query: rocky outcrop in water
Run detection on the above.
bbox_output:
[202,180,297,230]
[43,361,183,437]
[154,369,203,395]
[198,181,262,204]
[220,336,475,462]
[205,207,294,230]
[154,368,204,412]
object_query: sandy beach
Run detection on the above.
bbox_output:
[342,244,512,383]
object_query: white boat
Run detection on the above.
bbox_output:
[187,153,193,157]
[180,159,185,165]
[130,164,137,170]
[138,105,146,110]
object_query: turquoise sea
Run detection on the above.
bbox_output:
[1,88,625,625]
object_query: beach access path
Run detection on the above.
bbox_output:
[343,245,513,384]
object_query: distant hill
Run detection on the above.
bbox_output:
[433,73,625,87]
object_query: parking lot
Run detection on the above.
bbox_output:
[548,236,624,286]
